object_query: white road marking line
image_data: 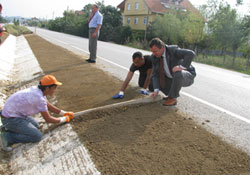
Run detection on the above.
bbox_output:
[45,39,250,125]
[70,45,140,75]
[181,92,250,124]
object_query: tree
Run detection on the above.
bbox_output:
[182,12,205,52]
[148,13,182,45]
[99,5,123,41]
[239,15,250,70]
[209,3,244,66]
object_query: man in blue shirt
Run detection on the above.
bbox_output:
[86,4,103,63]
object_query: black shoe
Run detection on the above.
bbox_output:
[87,59,96,63]
[86,59,91,62]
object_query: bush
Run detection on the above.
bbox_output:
[4,24,33,36]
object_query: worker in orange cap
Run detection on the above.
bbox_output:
[0,75,74,151]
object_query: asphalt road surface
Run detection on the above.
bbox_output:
[28,27,250,154]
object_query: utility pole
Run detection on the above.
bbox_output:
[144,8,150,44]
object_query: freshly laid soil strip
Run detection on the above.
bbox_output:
[22,34,250,175]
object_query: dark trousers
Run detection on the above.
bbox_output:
[160,71,195,98]
[138,74,154,92]
[88,28,99,61]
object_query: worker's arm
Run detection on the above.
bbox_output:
[40,111,61,123]
[112,71,134,99]
[46,101,74,123]
[120,71,134,92]
[47,101,61,114]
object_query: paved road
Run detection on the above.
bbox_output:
[28,27,250,154]
[29,27,250,120]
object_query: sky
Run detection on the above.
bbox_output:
[0,0,249,19]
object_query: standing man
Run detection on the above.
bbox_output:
[0,75,74,151]
[113,51,153,99]
[86,4,103,63]
[149,38,196,106]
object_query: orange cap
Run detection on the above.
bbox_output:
[40,75,62,86]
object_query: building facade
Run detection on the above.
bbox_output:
[117,0,201,30]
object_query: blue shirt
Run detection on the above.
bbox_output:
[88,11,103,28]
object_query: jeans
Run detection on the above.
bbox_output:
[1,116,42,146]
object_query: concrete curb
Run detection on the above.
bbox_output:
[0,34,42,82]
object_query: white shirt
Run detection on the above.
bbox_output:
[2,86,48,118]
[162,49,173,79]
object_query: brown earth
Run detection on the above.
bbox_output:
[1,34,250,174]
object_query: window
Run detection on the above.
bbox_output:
[134,17,138,25]
[127,3,131,10]
[127,18,131,24]
[144,16,148,25]
[135,2,139,10]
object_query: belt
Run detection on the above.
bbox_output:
[89,27,96,29]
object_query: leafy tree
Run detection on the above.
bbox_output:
[239,15,250,70]
[45,2,129,44]
[147,10,205,50]
[99,5,123,41]
[0,16,7,23]
[113,25,132,44]
[182,12,205,51]
[236,0,243,5]
[148,13,182,45]
[209,3,244,66]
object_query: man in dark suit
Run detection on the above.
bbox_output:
[149,38,196,106]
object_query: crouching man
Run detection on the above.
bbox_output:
[0,75,74,151]
[113,51,153,99]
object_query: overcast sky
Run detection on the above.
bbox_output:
[0,0,249,19]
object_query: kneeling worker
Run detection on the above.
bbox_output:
[113,51,153,99]
[0,75,74,151]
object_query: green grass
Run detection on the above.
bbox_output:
[4,24,33,36]
[194,55,250,75]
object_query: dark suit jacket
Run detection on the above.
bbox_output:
[151,45,196,90]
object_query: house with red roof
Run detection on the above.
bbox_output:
[117,0,202,30]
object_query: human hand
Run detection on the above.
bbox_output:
[172,65,183,72]
[59,115,74,123]
[65,115,73,122]
[64,112,74,119]
[91,32,97,38]
[151,91,158,99]
[113,93,124,99]
[140,88,149,95]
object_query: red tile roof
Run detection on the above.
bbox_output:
[117,0,201,16]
